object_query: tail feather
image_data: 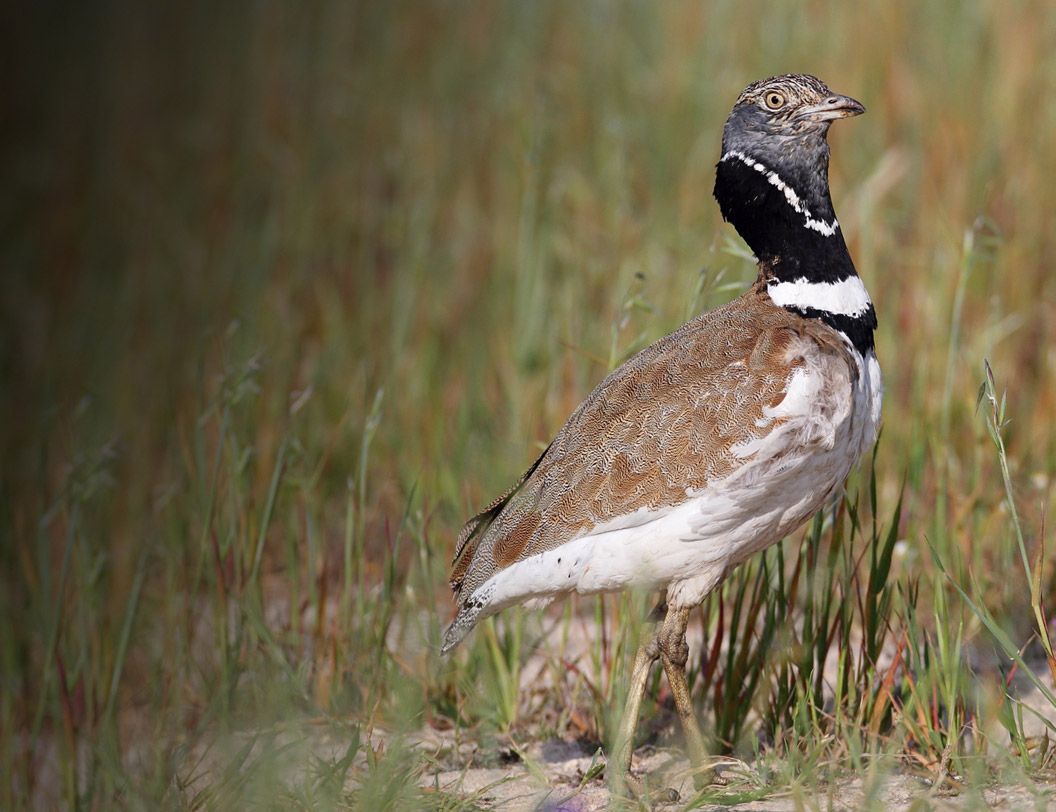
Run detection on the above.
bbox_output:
[440,604,480,654]
[440,578,501,653]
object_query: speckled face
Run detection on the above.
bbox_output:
[715,74,866,244]
[728,74,865,139]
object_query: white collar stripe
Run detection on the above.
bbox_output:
[767,276,873,317]
[721,150,840,237]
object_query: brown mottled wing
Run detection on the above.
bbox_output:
[450,285,824,605]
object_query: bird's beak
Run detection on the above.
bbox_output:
[799,94,866,122]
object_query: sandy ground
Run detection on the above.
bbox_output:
[20,600,1056,810]
[416,732,1056,811]
[157,702,1056,812]
[150,638,1056,812]
[410,612,1056,811]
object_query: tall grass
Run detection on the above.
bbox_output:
[3,0,1056,808]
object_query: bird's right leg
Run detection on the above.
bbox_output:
[611,625,660,794]
[610,599,674,797]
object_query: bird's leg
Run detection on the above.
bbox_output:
[657,605,713,787]
[611,620,660,794]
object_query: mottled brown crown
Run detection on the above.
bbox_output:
[733,73,834,113]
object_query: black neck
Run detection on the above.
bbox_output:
[714,154,856,283]
[713,152,876,355]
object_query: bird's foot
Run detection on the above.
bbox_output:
[689,765,717,790]
[619,771,680,806]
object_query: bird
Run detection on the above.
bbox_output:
[441,74,882,794]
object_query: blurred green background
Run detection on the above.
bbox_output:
[3,0,1056,807]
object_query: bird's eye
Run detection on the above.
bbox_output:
[764,92,786,110]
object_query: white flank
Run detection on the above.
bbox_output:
[767,275,873,317]
[861,349,884,444]
[721,150,840,237]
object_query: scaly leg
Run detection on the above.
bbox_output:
[611,620,659,792]
[657,605,713,787]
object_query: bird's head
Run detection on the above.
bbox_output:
[721,74,865,159]
[714,74,865,252]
